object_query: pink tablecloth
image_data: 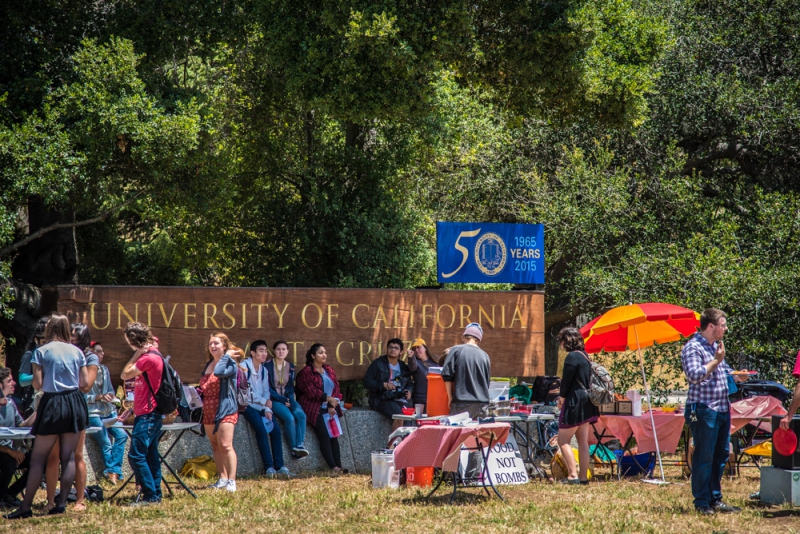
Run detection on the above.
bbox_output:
[590,413,685,454]
[730,396,786,433]
[393,423,510,472]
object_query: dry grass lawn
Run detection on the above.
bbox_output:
[0,466,797,534]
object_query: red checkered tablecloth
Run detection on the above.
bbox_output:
[393,423,510,472]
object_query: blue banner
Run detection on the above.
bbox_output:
[437,222,545,284]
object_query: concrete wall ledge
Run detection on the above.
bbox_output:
[82,408,394,483]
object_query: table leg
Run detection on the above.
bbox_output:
[478,436,503,501]
[108,473,136,501]
[425,470,449,501]
[158,428,197,499]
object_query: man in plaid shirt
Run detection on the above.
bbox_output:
[681,308,740,515]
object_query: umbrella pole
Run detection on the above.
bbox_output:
[633,327,666,482]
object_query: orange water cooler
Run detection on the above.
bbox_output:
[426,374,450,417]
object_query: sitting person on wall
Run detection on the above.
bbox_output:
[363,339,414,431]
[296,344,346,476]
[85,342,127,485]
[265,340,308,459]
[242,340,291,478]
[0,368,35,508]
[406,338,438,412]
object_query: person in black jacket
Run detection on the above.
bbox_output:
[363,339,414,431]
[556,327,599,485]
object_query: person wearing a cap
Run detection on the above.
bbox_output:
[363,339,414,431]
[440,323,491,419]
[406,338,438,411]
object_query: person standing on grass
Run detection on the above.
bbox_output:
[120,322,164,506]
[4,314,90,520]
[296,344,346,476]
[441,323,491,419]
[681,308,740,515]
[265,340,308,459]
[199,333,240,492]
[242,340,291,479]
[555,327,598,485]
[85,342,127,485]
[780,348,800,431]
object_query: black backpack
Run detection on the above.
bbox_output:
[143,349,182,415]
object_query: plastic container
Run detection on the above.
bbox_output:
[406,466,434,487]
[489,381,509,402]
[371,450,400,488]
[426,374,450,417]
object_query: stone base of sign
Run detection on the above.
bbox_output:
[82,408,393,485]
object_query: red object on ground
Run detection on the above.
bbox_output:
[774,428,798,457]
[406,466,434,487]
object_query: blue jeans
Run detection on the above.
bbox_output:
[685,403,730,509]
[271,397,307,449]
[128,413,163,502]
[242,406,284,471]
[88,415,128,476]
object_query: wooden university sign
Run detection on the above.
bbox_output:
[54,286,544,382]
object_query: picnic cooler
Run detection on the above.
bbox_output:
[371,450,401,489]
[426,374,450,416]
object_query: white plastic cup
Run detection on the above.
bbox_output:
[415,404,424,417]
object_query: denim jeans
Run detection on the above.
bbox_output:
[271,397,307,449]
[242,406,284,471]
[685,402,730,509]
[88,415,128,476]
[128,412,163,502]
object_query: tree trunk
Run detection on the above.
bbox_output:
[11,197,79,287]
[0,280,55,376]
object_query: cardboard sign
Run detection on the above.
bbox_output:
[459,433,529,485]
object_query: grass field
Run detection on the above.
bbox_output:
[0,463,797,534]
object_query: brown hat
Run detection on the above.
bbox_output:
[410,338,426,349]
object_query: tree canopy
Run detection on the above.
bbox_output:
[1,0,798,384]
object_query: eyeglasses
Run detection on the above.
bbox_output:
[387,346,402,351]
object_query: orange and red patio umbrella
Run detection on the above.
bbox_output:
[579,302,700,482]
[580,302,700,353]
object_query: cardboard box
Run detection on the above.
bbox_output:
[599,402,616,414]
[616,400,633,415]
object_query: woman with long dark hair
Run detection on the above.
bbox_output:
[295,344,346,475]
[556,326,599,485]
[4,315,90,519]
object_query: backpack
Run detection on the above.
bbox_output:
[576,352,615,407]
[143,349,182,415]
[237,367,254,412]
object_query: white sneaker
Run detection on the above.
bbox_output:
[226,480,237,492]
[209,478,228,489]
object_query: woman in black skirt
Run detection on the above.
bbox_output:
[5,314,90,519]
[556,326,599,484]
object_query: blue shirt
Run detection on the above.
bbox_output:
[31,341,86,393]
[321,371,335,409]
[681,333,733,412]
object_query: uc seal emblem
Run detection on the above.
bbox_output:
[474,233,507,276]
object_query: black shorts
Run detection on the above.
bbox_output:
[31,389,89,436]
[373,399,405,419]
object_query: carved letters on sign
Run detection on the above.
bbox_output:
[54,286,544,383]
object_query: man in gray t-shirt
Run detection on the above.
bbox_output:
[441,322,491,419]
